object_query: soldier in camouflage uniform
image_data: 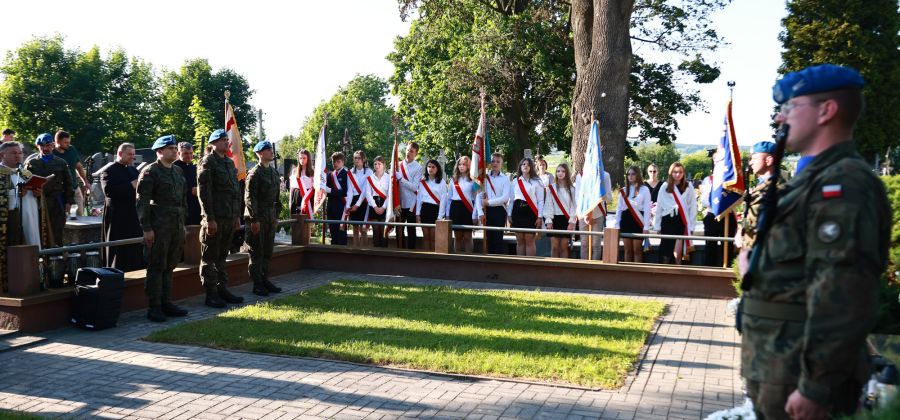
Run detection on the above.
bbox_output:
[245,140,283,296]
[739,64,891,419]
[136,135,189,322]
[736,141,781,251]
[198,129,244,308]
[24,133,73,248]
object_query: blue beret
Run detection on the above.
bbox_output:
[208,128,228,143]
[253,140,273,153]
[772,64,865,105]
[35,133,54,145]
[151,135,177,151]
[752,141,776,155]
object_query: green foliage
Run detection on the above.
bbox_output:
[779,0,900,161]
[188,95,215,147]
[624,143,681,182]
[281,74,397,165]
[874,175,900,334]
[680,150,712,181]
[149,280,665,388]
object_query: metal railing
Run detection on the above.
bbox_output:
[621,232,735,242]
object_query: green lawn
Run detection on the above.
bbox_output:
[148,281,665,388]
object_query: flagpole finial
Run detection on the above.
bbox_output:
[224,90,231,101]
[727,81,736,101]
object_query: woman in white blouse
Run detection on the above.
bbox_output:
[509,158,545,256]
[651,162,697,265]
[346,150,373,247]
[543,162,576,258]
[354,156,390,248]
[441,156,477,253]
[289,149,314,217]
[615,166,651,262]
[416,159,447,251]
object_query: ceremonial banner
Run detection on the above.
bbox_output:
[576,120,607,219]
[469,95,489,189]
[709,101,745,218]
[224,100,248,181]
[386,137,402,222]
[312,125,328,214]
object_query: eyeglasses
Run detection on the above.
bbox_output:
[778,100,821,115]
[647,170,656,173]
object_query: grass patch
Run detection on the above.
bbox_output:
[148,281,665,388]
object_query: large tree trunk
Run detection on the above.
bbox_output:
[501,75,533,172]
[570,0,634,186]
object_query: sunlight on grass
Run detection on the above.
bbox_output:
[147,281,665,388]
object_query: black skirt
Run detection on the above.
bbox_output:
[348,195,367,221]
[511,199,538,229]
[449,200,473,228]
[620,208,644,234]
[419,202,439,224]
[368,196,386,222]
[659,214,686,257]
[548,214,572,238]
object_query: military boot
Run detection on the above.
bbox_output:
[161,301,188,317]
[262,279,282,293]
[147,306,167,322]
[252,281,269,297]
[205,287,227,308]
[217,284,245,304]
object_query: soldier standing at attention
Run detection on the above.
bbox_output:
[739,64,891,419]
[24,133,73,248]
[198,129,244,308]
[734,140,779,252]
[136,135,189,322]
[245,140,283,296]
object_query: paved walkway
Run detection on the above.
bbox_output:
[0,270,743,419]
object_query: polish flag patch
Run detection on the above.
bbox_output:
[822,184,842,199]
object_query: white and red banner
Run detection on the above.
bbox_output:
[224,100,247,181]
[312,125,328,214]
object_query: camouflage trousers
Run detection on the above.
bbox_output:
[143,226,183,306]
[246,217,276,284]
[200,217,235,288]
[746,379,861,419]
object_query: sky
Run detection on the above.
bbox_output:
[0,0,787,147]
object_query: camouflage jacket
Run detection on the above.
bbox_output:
[136,161,186,231]
[741,175,786,250]
[740,141,891,404]
[24,153,74,205]
[244,163,282,223]
[198,152,241,220]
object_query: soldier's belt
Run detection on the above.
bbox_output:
[742,298,806,322]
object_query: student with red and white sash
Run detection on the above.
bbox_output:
[508,158,544,256]
[320,152,349,245]
[354,156,390,248]
[289,149,315,218]
[475,152,511,255]
[574,169,612,260]
[415,159,447,251]
[346,150,373,247]
[542,162,576,258]
[651,162,697,265]
[615,166,651,262]
[440,156,477,253]
[395,142,423,249]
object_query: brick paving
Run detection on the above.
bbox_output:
[0,270,743,419]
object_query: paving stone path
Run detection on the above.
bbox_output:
[0,270,743,419]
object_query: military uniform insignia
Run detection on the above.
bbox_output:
[817,221,841,243]
[822,184,842,199]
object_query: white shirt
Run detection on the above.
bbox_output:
[442,176,476,218]
[509,176,545,218]
[538,173,552,187]
[573,171,613,221]
[289,171,313,193]
[699,175,713,214]
[614,184,652,229]
[652,182,698,232]
[356,172,390,209]
[480,170,511,208]
[395,159,423,209]
[543,182,577,225]
[416,177,447,216]
[346,167,373,210]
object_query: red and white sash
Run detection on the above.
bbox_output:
[486,173,497,195]
[619,187,643,229]
[454,182,473,212]
[517,178,539,217]
[367,176,387,200]
[300,187,314,215]
[400,162,409,181]
[672,187,691,249]
[348,171,362,196]
[548,184,570,220]
[330,169,342,190]
[420,179,440,204]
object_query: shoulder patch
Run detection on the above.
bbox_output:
[817,220,842,244]
[822,184,842,199]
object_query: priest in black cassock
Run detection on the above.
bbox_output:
[174,142,201,225]
[100,143,145,272]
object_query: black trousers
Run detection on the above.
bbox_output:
[703,212,736,267]
[400,208,416,249]
[485,206,507,254]
[327,199,347,245]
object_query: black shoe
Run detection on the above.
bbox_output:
[205,290,227,308]
[252,284,269,296]
[161,301,188,317]
[217,285,244,304]
[147,306,166,322]
[262,279,282,293]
